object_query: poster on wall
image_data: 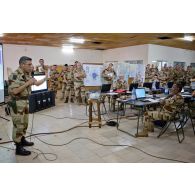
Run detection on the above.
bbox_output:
[103,62,145,83]
[83,63,103,86]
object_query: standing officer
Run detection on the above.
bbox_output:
[64,65,74,103]
[50,65,59,98]
[73,62,86,104]
[136,83,184,137]
[60,64,68,100]
[102,63,116,84]
[8,56,47,155]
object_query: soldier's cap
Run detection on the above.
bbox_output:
[64,64,68,66]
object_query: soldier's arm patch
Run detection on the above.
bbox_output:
[12,74,17,80]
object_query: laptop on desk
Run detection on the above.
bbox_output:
[135,88,150,102]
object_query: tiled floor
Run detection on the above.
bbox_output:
[0,99,195,163]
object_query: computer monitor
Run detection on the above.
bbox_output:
[101,84,111,93]
[135,88,146,99]
[155,82,160,89]
[31,73,48,93]
[143,82,152,89]
[129,83,138,91]
[167,81,174,89]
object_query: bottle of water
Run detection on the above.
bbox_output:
[164,84,169,95]
[131,87,136,100]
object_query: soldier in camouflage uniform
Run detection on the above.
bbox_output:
[60,64,68,100]
[64,65,75,103]
[102,63,117,84]
[73,62,86,104]
[136,83,184,137]
[185,66,195,86]
[145,64,152,82]
[50,65,59,98]
[8,56,47,155]
[112,75,128,111]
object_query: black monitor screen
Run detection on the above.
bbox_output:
[143,82,152,89]
[101,84,111,93]
[129,83,138,91]
[31,73,47,93]
[167,82,174,89]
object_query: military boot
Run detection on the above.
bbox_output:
[64,97,69,103]
[70,98,74,103]
[15,143,31,156]
[21,136,34,146]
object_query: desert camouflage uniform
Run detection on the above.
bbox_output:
[64,70,74,102]
[50,70,59,97]
[136,94,184,137]
[8,68,31,143]
[74,68,86,103]
[102,68,116,84]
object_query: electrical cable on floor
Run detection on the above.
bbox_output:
[0,110,190,163]
[33,136,189,163]
[36,113,88,120]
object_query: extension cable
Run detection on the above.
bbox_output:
[0,111,190,163]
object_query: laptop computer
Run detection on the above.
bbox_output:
[101,84,112,93]
[135,88,151,102]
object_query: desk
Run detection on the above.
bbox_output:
[116,98,160,137]
[101,91,130,112]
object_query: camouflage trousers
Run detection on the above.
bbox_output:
[10,100,29,143]
[143,111,172,133]
[51,84,58,96]
[61,83,67,99]
[74,82,85,103]
[65,85,74,99]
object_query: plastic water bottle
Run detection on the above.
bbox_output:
[164,85,169,95]
[131,87,136,100]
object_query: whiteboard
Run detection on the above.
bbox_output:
[83,63,103,86]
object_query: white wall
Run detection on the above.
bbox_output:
[3,44,103,79]
[102,44,148,65]
[148,44,195,66]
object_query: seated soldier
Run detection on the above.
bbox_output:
[136,83,184,137]
[188,90,195,118]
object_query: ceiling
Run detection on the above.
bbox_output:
[0,33,195,50]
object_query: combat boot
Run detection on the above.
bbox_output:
[64,97,69,103]
[21,136,34,146]
[70,98,74,103]
[15,143,31,156]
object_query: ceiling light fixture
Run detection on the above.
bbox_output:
[62,45,74,53]
[69,38,85,44]
[184,35,193,42]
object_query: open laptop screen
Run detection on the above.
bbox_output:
[135,88,146,99]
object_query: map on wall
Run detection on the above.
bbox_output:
[83,63,103,86]
[103,62,145,83]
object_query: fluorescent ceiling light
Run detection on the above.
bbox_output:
[0,33,4,37]
[184,35,193,42]
[62,45,74,53]
[69,38,85,44]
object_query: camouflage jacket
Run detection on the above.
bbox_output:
[113,80,128,90]
[8,67,31,100]
[74,69,86,82]
[162,94,184,114]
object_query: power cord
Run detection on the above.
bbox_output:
[33,136,189,163]
[0,111,190,163]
